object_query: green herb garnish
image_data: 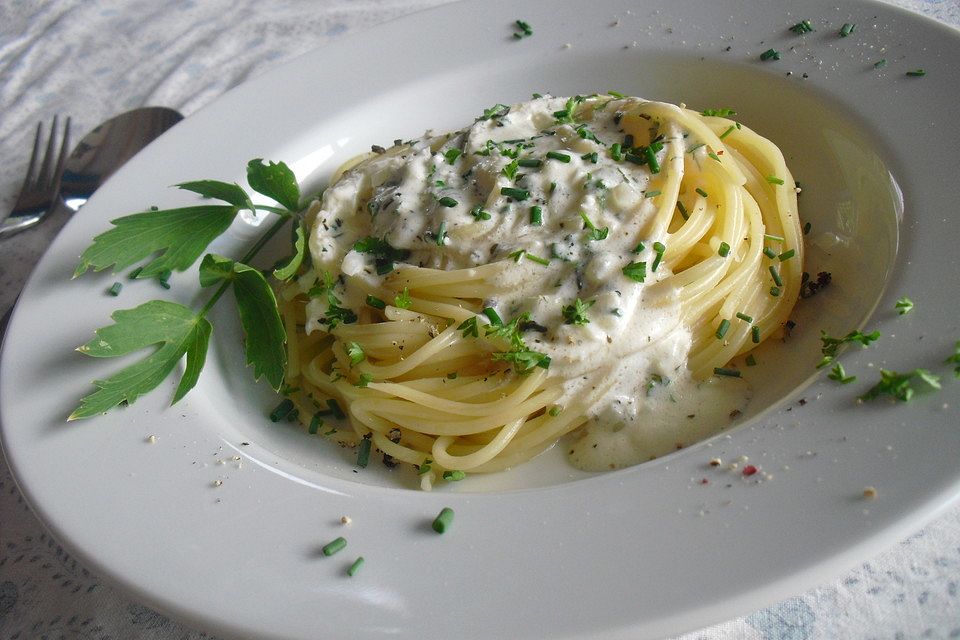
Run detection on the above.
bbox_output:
[827,363,856,384]
[817,328,881,368]
[895,297,914,315]
[513,19,533,39]
[622,261,647,283]
[861,369,940,402]
[69,160,301,420]
[562,298,594,325]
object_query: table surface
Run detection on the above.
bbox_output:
[2,1,959,638]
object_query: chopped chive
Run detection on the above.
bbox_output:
[769,265,783,287]
[718,241,731,257]
[645,190,661,198]
[308,412,324,435]
[366,295,386,310]
[270,399,295,422]
[652,241,666,272]
[746,353,758,366]
[760,48,781,61]
[719,125,736,139]
[695,187,708,198]
[736,312,753,323]
[716,319,731,339]
[530,205,543,225]
[158,270,172,289]
[501,187,530,200]
[356,437,372,468]
[766,176,785,185]
[789,20,814,34]
[610,143,623,161]
[128,266,143,279]
[442,470,466,481]
[546,151,571,163]
[751,325,761,343]
[524,252,550,266]
[708,150,721,162]
[873,58,887,69]
[548,406,562,417]
[677,201,689,220]
[625,153,645,165]
[763,247,777,259]
[347,556,365,576]
[764,233,785,243]
[582,151,599,164]
[322,537,347,556]
[327,398,345,419]
[435,221,447,246]
[482,307,503,325]
[107,282,123,296]
[770,286,782,297]
[513,19,533,38]
[778,249,796,261]
[906,69,926,77]
[623,134,635,148]
[840,23,856,37]
[518,157,542,168]
[443,148,462,164]
[631,241,645,254]
[714,367,742,378]
[644,146,660,173]
[438,196,458,208]
[432,507,455,533]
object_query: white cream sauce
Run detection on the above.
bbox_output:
[307,95,750,470]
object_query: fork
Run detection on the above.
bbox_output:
[0,116,72,239]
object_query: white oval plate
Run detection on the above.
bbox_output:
[3,1,960,638]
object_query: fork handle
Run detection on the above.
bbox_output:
[0,212,43,239]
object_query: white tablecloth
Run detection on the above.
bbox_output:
[1,1,959,638]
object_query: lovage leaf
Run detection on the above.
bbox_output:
[69,300,212,420]
[247,159,301,212]
[199,254,286,389]
[74,205,240,279]
[273,220,306,281]
[176,180,254,210]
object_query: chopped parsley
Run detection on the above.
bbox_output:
[622,261,647,283]
[827,363,856,384]
[895,297,914,315]
[393,287,412,309]
[353,236,411,275]
[817,328,880,368]
[861,368,940,402]
[346,342,365,367]
[561,298,594,325]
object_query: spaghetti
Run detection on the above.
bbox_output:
[278,94,802,485]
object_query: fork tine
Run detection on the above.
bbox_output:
[52,117,71,190]
[20,121,43,192]
[36,115,59,188]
